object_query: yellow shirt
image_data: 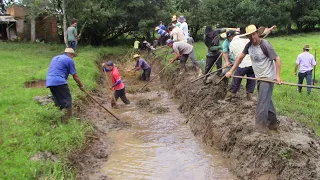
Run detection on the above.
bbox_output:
[134,41,140,49]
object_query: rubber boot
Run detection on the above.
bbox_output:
[111,98,117,108]
[61,107,72,123]
[224,92,236,101]
[179,63,186,75]
[247,93,257,102]
[196,66,203,77]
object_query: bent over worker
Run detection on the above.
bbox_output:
[46,48,84,123]
[102,61,130,107]
[129,54,152,81]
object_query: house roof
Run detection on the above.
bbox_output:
[0,16,16,23]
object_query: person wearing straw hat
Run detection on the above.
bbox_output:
[226,24,282,131]
[294,44,316,95]
[166,39,203,76]
[129,54,152,81]
[171,15,181,28]
[101,61,130,107]
[46,48,84,123]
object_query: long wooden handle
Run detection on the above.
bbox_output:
[231,75,320,89]
[83,90,121,120]
[191,65,228,83]
[139,63,171,92]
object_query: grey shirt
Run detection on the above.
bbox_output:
[173,41,193,55]
[67,26,77,41]
[243,40,278,80]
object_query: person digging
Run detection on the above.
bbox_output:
[129,54,152,81]
[294,44,317,95]
[102,61,130,107]
[225,24,282,131]
[166,39,202,76]
[46,48,85,123]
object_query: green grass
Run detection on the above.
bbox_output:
[193,33,320,134]
[0,42,124,179]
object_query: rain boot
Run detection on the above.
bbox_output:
[61,107,72,123]
[224,92,236,101]
[247,93,257,102]
[179,63,186,75]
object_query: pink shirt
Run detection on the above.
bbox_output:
[296,52,316,73]
[110,66,125,90]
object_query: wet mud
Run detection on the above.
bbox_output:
[24,79,46,88]
[160,64,320,179]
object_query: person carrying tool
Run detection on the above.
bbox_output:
[46,48,85,123]
[204,26,226,76]
[129,54,152,81]
[167,39,203,76]
[225,24,282,131]
[102,61,130,107]
[67,19,78,50]
[294,44,317,95]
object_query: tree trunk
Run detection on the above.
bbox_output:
[62,0,68,47]
[31,19,36,42]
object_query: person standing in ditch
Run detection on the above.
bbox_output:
[294,44,316,95]
[102,61,130,107]
[46,48,85,123]
[166,39,203,76]
[226,24,282,131]
[129,54,152,81]
[67,19,78,50]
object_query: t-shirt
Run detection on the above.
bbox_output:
[243,40,278,80]
[172,41,193,55]
[296,52,316,73]
[110,66,125,90]
[67,26,77,41]
[159,24,166,30]
[222,39,234,64]
[46,54,77,87]
[180,22,189,38]
[229,36,252,68]
[158,29,167,37]
[134,41,140,49]
[135,58,150,70]
[171,27,186,42]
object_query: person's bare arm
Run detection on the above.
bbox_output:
[275,56,282,84]
[222,52,230,67]
[169,52,180,63]
[294,64,299,76]
[225,52,245,78]
[73,74,84,91]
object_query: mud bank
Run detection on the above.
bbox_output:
[160,65,320,179]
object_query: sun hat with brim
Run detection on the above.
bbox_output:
[179,16,186,22]
[155,26,160,31]
[303,44,312,50]
[171,15,177,22]
[220,30,239,39]
[143,40,148,43]
[133,54,140,59]
[64,48,77,57]
[238,24,265,37]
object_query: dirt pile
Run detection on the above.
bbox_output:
[160,65,320,179]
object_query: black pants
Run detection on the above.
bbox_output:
[298,70,312,93]
[205,53,222,75]
[49,84,72,109]
[114,87,130,104]
[141,68,151,81]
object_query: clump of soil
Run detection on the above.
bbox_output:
[126,87,151,94]
[147,106,170,114]
[160,64,320,179]
[24,80,46,88]
[136,99,151,108]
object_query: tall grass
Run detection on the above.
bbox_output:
[192,33,320,134]
[0,42,124,179]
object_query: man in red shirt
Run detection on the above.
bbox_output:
[102,61,130,107]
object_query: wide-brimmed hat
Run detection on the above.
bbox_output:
[155,26,160,31]
[178,16,186,22]
[143,40,148,43]
[133,54,140,59]
[239,24,265,37]
[220,29,240,39]
[303,44,312,50]
[171,15,177,22]
[64,48,77,56]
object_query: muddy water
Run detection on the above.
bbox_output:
[101,85,237,179]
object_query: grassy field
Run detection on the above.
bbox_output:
[193,33,320,134]
[0,42,123,179]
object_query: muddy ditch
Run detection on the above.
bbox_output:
[160,64,320,179]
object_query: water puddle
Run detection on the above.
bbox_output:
[101,86,237,179]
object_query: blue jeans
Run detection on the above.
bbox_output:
[298,70,312,94]
[68,41,76,50]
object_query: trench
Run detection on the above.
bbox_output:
[95,62,237,179]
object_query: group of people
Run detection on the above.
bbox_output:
[46,19,316,133]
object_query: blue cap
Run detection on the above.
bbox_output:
[106,61,114,66]
[227,30,237,38]
[166,39,174,45]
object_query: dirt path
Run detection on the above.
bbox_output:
[70,57,237,179]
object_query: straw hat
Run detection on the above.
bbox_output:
[155,26,160,31]
[143,40,148,43]
[239,25,265,37]
[171,15,177,22]
[64,48,77,56]
[133,54,140,59]
[303,44,312,50]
